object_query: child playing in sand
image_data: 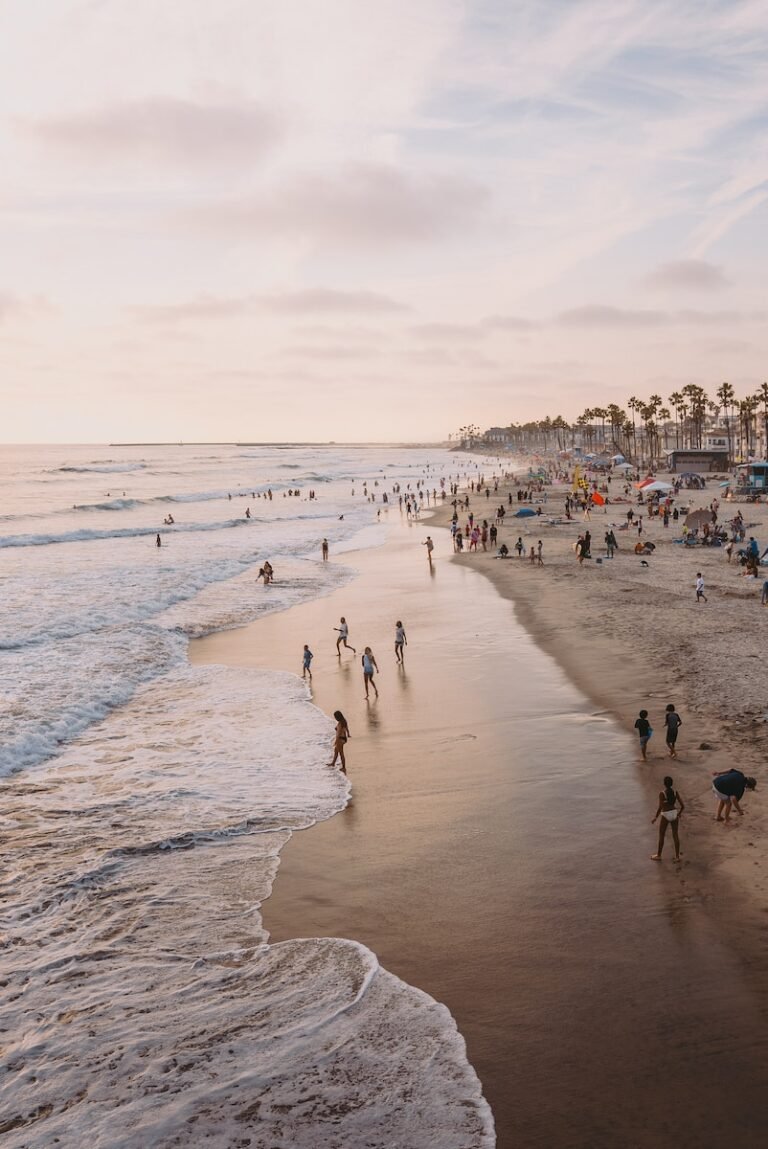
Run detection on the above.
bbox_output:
[634,709,652,760]
[651,776,684,861]
[695,573,707,603]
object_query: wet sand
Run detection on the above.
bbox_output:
[192,516,768,1148]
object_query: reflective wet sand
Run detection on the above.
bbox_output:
[193,519,768,1148]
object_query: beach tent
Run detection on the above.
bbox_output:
[613,461,632,470]
[642,481,674,493]
[611,454,626,462]
[514,507,537,518]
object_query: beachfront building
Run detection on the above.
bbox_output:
[667,447,730,473]
[738,461,768,491]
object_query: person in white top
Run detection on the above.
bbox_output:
[695,573,708,604]
[334,616,356,655]
[394,620,407,663]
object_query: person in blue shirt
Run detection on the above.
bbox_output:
[712,769,756,822]
[301,644,313,682]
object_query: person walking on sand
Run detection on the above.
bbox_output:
[651,776,684,861]
[423,536,435,562]
[334,617,356,656]
[664,703,681,758]
[321,538,329,561]
[394,620,407,663]
[695,572,707,603]
[329,710,350,772]
[536,539,543,565]
[712,769,756,822]
[515,537,524,558]
[634,709,652,761]
[362,647,379,699]
[302,644,313,682]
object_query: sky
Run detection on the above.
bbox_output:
[1,0,768,443]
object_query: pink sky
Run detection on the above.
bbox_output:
[2,0,768,442]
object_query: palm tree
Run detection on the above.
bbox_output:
[716,382,736,462]
[738,398,759,461]
[682,384,708,448]
[668,391,684,450]
[627,396,642,465]
[755,382,768,459]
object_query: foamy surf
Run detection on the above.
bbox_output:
[0,443,495,1145]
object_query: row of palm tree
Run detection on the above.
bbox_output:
[486,383,768,466]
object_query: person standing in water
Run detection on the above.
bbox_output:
[321,538,329,561]
[651,776,684,861]
[329,710,350,772]
[394,620,407,663]
[334,617,356,656]
[155,533,162,548]
[302,644,313,682]
[362,647,379,699]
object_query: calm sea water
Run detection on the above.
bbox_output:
[0,443,494,1148]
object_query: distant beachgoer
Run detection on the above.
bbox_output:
[156,533,162,548]
[537,539,543,565]
[423,536,435,561]
[726,541,733,563]
[498,543,509,557]
[329,710,350,772]
[712,769,756,822]
[515,537,524,558]
[529,546,536,563]
[664,704,682,758]
[362,647,379,699]
[695,573,707,603]
[635,709,652,761]
[322,538,329,560]
[651,776,684,861]
[302,645,313,681]
[245,507,251,518]
[394,620,407,663]
[762,579,768,605]
[334,617,356,655]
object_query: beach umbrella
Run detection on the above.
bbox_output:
[642,481,674,493]
[514,507,537,517]
[685,509,712,529]
[613,461,632,470]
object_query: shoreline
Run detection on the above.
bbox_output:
[191,502,768,1148]
[427,468,768,923]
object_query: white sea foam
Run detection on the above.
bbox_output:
[0,444,496,1145]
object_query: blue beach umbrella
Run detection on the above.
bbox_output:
[514,507,537,517]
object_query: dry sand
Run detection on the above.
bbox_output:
[432,469,768,914]
[193,499,768,1149]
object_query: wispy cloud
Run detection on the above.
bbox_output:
[260,289,409,315]
[644,259,729,291]
[21,97,282,168]
[183,163,488,245]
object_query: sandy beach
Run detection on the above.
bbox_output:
[193,499,768,1148]
[428,467,768,920]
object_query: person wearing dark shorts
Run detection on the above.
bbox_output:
[664,704,681,759]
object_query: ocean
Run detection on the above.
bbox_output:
[0,443,494,1147]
